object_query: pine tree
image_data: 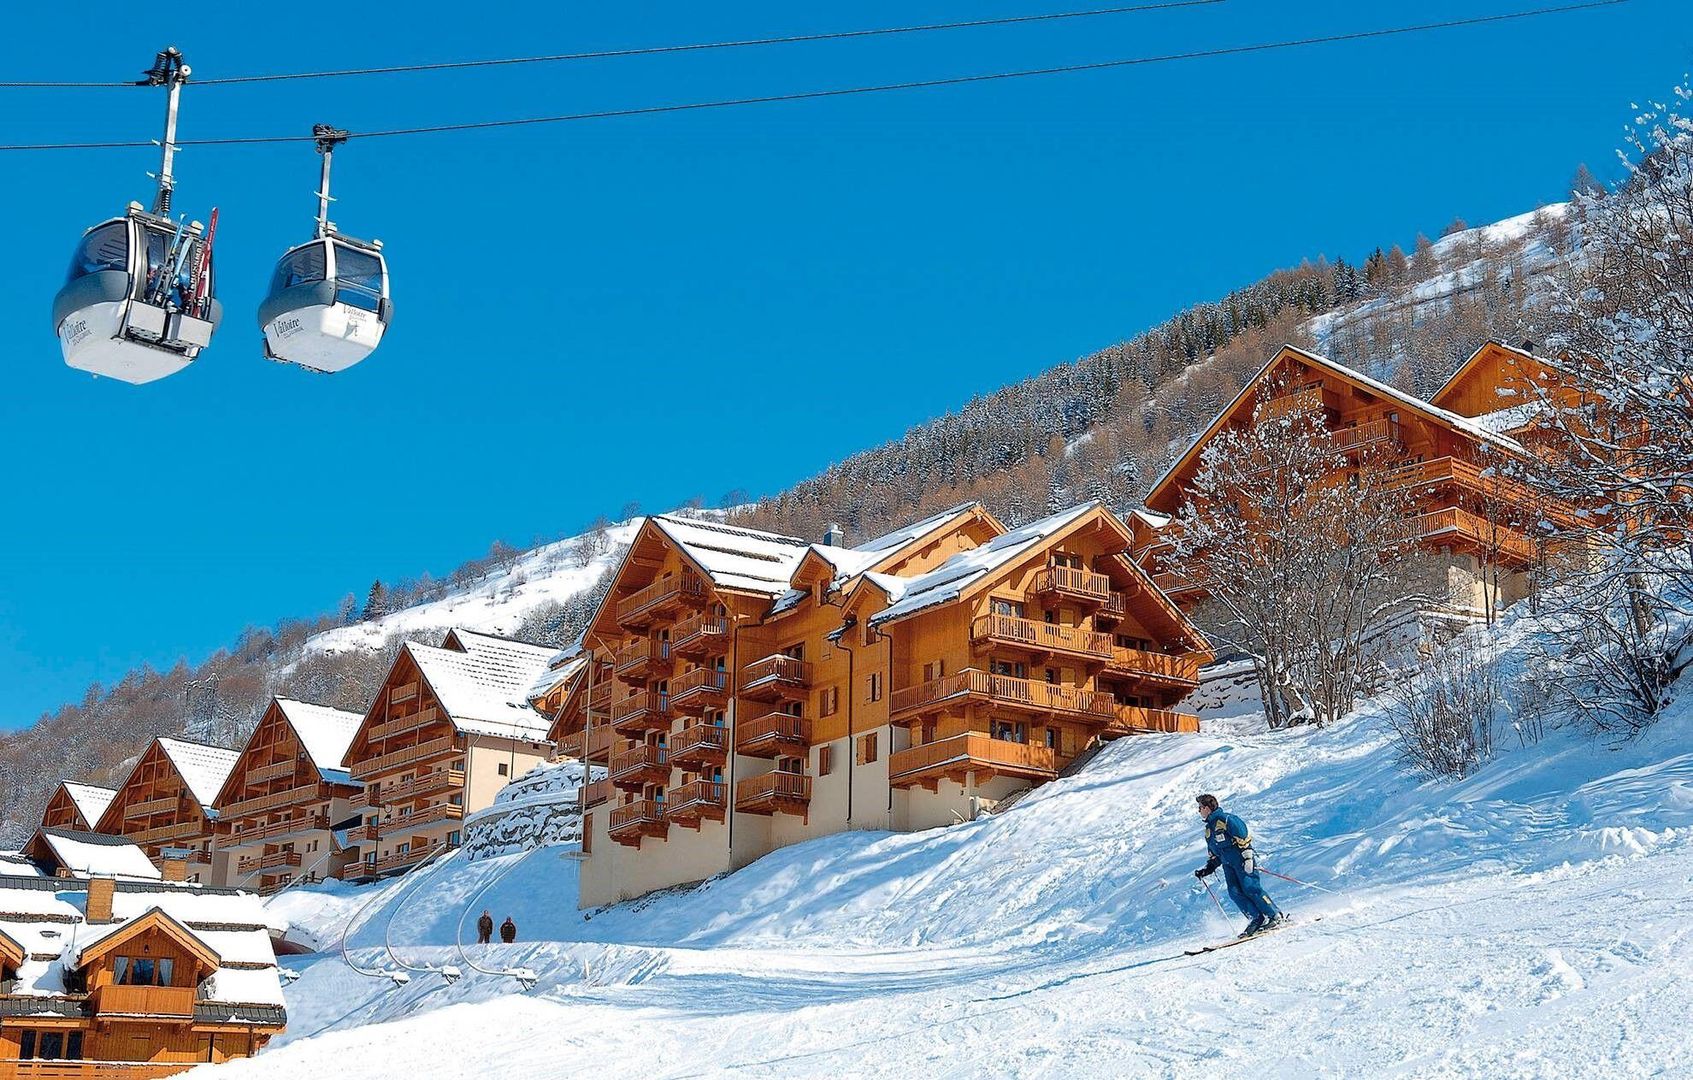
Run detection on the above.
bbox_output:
[1568,162,1603,198]
[362,580,388,622]
[1386,244,1409,285]
[1411,233,1438,279]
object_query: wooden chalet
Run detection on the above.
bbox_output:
[20,830,161,882]
[1136,344,1583,618]
[213,698,363,893]
[344,629,556,879]
[93,740,239,885]
[0,871,286,1078]
[573,503,1209,908]
[37,784,116,835]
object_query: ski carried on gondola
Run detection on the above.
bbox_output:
[1185,916,1320,956]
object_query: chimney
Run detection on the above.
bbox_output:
[822,523,845,547]
[160,858,188,883]
[86,877,115,922]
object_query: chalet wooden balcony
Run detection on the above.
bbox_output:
[123,796,179,819]
[1104,647,1202,688]
[246,758,302,785]
[1097,590,1128,622]
[610,690,671,735]
[735,772,811,817]
[1,1061,196,1079]
[890,669,1117,723]
[1333,418,1404,454]
[670,667,730,714]
[1029,565,1113,606]
[1410,506,1539,564]
[368,706,442,743]
[354,823,380,842]
[1386,455,1575,527]
[614,638,671,681]
[739,655,811,702]
[92,984,195,1020]
[223,782,334,818]
[970,614,1114,662]
[364,768,465,808]
[126,820,200,845]
[670,613,729,657]
[615,573,707,628]
[588,680,614,712]
[666,780,727,826]
[608,744,669,790]
[390,680,420,704]
[379,803,464,835]
[236,850,304,877]
[561,724,616,763]
[348,735,461,781]
[888,733,1058,788]
[668,723,729,769]
[578,778,613,811]
[1258,382,1342,422]
[608,800,668,846]
[1150,569,1208,599]
[226,813,330,847]
[736,713,809,757]
[366,842,445,877]
[1107,706,1201,736]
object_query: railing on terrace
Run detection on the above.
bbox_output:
[92,984,195,1018]
[1332,418,1403,452]
[123,796,178,819]
[367,843,444,877]
[608,743,668,780]
[735,772,812,806]
[736,713,809,751]
[578,778,613,811]
[1411,507,1538,563]
[670,667,729,701]
[1030,565,1112,602]
[236,850,304,876]
[888,733,1057,780]
[1107,646,1202,685]
[390,680,420,703]
[614,573,706,623]
[1386,456,1575,526]
[222,783,333,818]
[367,706,442,743]
[365,768,465,808]
[245,759,300,785]
[1111,706,1200,734]
[670,613,729,653]
[608,800,666,833]
[740,654,812,689]
[611,691,668,725]
[1257,382,1337,422]
[970,614,1113,659]
[379,803,464,834]
[614,637,670,672]
[348,736,460,780]
[667,780,727,816]
[889,669,1116,720]
[669,723,728,760]
[227,813,330,846]
[126,820,200,845]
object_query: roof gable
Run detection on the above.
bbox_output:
[155,739,241,813]
[76,906,220,975]
[0,926,22,969]
[25,828,162,881]
[61,783,117,828]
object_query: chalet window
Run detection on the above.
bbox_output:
[497,763,509,777]
[866,673,883,703]
[781,700,804,718]
[819,686,839,717]
[856,733,878,765]
[818,745,834,777]
[19,1030,80,1060]
[1045,728,1059,750]
[990,659,1027,679]
[115,956,173,987]
[447,831,461,846]
[777,757,803,775]
[784,643,805,660]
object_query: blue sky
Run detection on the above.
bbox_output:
[0,0,1684,728]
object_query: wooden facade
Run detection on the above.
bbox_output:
[92,741,237,885]
[213,699,362,894]
[1137,344,1584,618]
[37,785,115,836]
[571,504,1209,908]
[343,631,554,879]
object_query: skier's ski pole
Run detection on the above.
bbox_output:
[1260,867,1338,894]
[1199,875,1228,916]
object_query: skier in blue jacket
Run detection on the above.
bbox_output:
[1193,793,1286,937]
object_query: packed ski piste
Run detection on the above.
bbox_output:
[203,598,1693,1079]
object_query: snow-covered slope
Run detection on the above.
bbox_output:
[216,601,1693,1078]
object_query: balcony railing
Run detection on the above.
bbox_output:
[92,984,195,1019]
[736,713,810,757]
[614,637,671,678]
[970,614,1114,661]
[668,723,729,768]
[1258,382,1341,422]
[670,613,729,656]
[1150,569,1207,597]
[1105,647,1202,686]
[1030,565,1112,604]
[739,655,811,701]
[735,772,812,815]
[1386,456,1575,527]
[670,666,729,712]
[367,706,442,743]
[666,780,727,824]
[222,782,335,818]
[1098,591,1127,620]
[379,803,464,835]
[610,690,671,733]
[614,573,706,626]
[1,1061,198,1079]
[363,768,465,809]
[236,850,304,876]
[578,778,613,811]
[890,669,1117,722]
[245,759,301,785]
[390,680,420,704]
[125,820,201,845]
[1410,506,1539,563]
[608,744,668,787]
[588,681,614,711]
[366,842,446,877]
[349,736,460,780]
[888,733,1058,784]
[608,799,668,845]
[1332,418,1404,453]
[1109,706,1201,735]
[123,796,178,819]
[226,813,330,847]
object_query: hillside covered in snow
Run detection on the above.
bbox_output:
[218,600,1693,1079]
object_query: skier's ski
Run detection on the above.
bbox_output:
[1185,916,1319,955]
[190,208,219,318]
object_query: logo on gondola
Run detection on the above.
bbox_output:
[62,318,91,348]
[274,316,303,339]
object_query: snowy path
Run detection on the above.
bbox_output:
[204,839,1693,1078]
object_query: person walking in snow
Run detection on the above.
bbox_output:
[477,909,494,945]
[500,916,517,944]
[1193,793,1286,938]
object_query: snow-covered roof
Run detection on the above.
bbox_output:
[769,504,989,618]
[525,647,587,705]
[650,515,812,597]
[155,738,241,814]
[0,876,285,1017]
[32,829,160,881]
[406,630,554,741]
[60,782,117,827]
[270,698,362,783]
[868,503,1100,627]
[1469,399,1549,436]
